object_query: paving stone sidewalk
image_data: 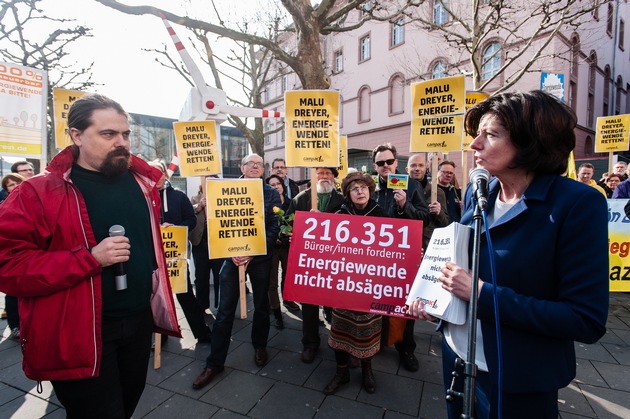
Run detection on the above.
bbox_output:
[0,292,628,418]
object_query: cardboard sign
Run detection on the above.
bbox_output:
[463,91,490,149]
[609,199,630,292]
[206,178,267,259]
[595,115,630,153]
[285,90,340,167]
[410,75,466,152]
[160,225,188,294]
[284,211,423,318]
[387,174,409,190]
[337,135,348,181]
[173,120,222,176]
[53,88,88,150]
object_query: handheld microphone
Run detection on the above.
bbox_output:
[469,168,490,211]
[108,225,128,291]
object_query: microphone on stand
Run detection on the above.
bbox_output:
[469,168,490,211]
[108,225,128,291]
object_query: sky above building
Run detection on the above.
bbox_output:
[32,0,274,119]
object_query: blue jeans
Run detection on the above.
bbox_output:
[205,257,271,370]
[442,339,558,419]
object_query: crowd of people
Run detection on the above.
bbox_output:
[0,90,624,418]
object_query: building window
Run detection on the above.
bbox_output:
[389,75,405,115]
[282,75,288,93]
[608,2,614,36]
[571,35,580,78]
[264,87,270,102]
[359,35,371,62]
[334,49,343,73]
[585,136,594,156]
[616,75,623,114]
[391,18,404,47]
[432,61,446,79]
[620,19,625,50]
[358,86,371,123]
[264,121,271,145]
[481,42,501,80]
[434,0,448,26]
[604,65,611,115]
[588,52,596,127]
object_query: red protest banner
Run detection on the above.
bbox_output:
[283,211,423,318]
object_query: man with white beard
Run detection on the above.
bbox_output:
[285,167,345,364]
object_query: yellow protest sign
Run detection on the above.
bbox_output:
[173,120,222,176]
[53,88,88,150]
[608,199,630,292]
[410,75,466,152]
[337,135,348,181]
[206,178,267,259]
[463,91,490,149]
[160,225,188,294]
[595,115,630,153]
[285,90,340,167]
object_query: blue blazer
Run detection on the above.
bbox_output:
[460,174,609,392]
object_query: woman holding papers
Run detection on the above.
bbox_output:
[323,172,385,395]
[409,91,608,418]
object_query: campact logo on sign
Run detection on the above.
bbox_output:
[228,244,251,252]
[303,156,324,162]
[369,301,409,315]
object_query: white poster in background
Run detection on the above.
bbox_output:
[0,61,47,159]
[540,72,565,103]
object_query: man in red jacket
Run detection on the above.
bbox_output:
[0,94,180,419]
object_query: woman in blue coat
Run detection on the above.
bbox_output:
[410,91,609,418]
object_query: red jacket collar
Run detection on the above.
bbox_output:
[46,146,162,184]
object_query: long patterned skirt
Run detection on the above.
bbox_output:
[328,308,382,359]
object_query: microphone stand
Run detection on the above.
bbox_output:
[464,203,484,418]
[447,203,484,418]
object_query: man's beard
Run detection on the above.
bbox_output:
[100,148,130,177]
[316,180,334,193]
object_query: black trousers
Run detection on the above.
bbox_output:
[5,295,19,330]
[51,309,153,419]
[175,271,211,339]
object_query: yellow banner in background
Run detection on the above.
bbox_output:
[609,199,630,292]
[0,61,46,158]
[206,178,267,259]
[463,92,490,149]
[53,88,87,150]
[410,75,466,153]
[595,114,630,153]
[285,90,340,167]
[160,225,188,294]
[173,120,221,176]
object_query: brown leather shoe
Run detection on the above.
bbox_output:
[301,347,318,364]
[192,368,221,390]
[255,348,268,367]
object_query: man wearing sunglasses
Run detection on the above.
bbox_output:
[372,143,430,373]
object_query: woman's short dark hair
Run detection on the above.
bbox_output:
[464,90,577,175]
[265,174,287,196]
[67,94,130,132]
[340,172,376,200]
[1,173,25,192]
